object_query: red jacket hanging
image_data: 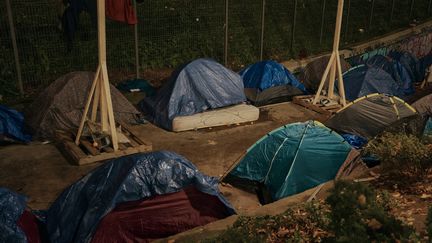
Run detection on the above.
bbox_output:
[105,0,137,25]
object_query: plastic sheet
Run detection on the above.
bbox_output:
[46,151,234,243]
[139,59,246,130]
[341,65,404,101]
[240,60,306,105]
[0,188,28,243]
[228,121,353,201]
[0,105,31,143]
[240,60,306,92]
[366,55,414,95]
[388,51,423,83]
[25,72,140,138]
[341,133,368,149]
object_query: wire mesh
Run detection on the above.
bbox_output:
[0,0,430,95]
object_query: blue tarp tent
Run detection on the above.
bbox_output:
[46,151,234,243]
[0,188,28,243]
[225,121,355,201]
[0,105,31,143]
[341,65,404,101]
[366,55,414,95]
[239,60,306,105]
[140,59,246,130]
[388,51,423,83]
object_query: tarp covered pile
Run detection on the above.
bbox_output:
[25,72,140,138]
[0,105,31,144]
[140,59,246,130]
[1,151,233,243]
[240,60,306,105]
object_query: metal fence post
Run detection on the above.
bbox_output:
[5,0,24,96]
[319,0,326,45]
[344,0,351,41]
[133,0,140,79]
[260,0,266,61]
[368,0,375,32]
[429,0,432,14]
[390,0,395,23]
[409,0,415,20]
[290,0,298,53]
[224,0,229,66]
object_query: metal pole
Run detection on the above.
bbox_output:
[290,0,298,53]
[319,0,326,45]
[133,0,140,79]
[409,0,415,20]
[260,0,266,61]
[368,0,375,32]
[390,0,395,23]
[224,0,229,66]
[5,0,24,96]
[344,0,351,41]
[428,0,432,14]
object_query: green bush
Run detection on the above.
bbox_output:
[364,132,432,177]
[326,180,416,242]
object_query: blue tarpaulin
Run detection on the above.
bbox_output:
[46,151,235,243]
[366,55,414,95]
[240,60,306,92]
[0,188,28,243]
[0,105,31,143]
[341,65,404,101]
[140,59,246,130]
[341,133,368,149]
[388,51,423,83]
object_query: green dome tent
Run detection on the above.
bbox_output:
[223,121,358,202]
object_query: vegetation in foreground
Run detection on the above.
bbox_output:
[206,181,419,242]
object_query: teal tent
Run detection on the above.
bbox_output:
[224,121,356,201]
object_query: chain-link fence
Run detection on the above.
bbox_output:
[1,0,431,96]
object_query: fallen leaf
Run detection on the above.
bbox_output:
[367,218,382,230]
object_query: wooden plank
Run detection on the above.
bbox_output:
[80,139,100,156]
[172,104,259,132]
[78,144,152,165]
[75,66,100,145]
[117,121,149,146]
[293,96,333,115]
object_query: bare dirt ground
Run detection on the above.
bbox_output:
[0,102,323,210]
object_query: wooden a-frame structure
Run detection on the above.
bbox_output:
[313,0,347,107]
[75,0,118,150]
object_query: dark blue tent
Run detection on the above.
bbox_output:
[0,105,31,143]
[239,60,306,105]
[0,188,28,243]
[388,51,423,83]
[140,59,246,130]
[341,65,404,101]
[366,55,414,95]
[46,151,234,243]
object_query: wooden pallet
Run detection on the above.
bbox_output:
[56,123,152,165]
[293,95,342,116]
